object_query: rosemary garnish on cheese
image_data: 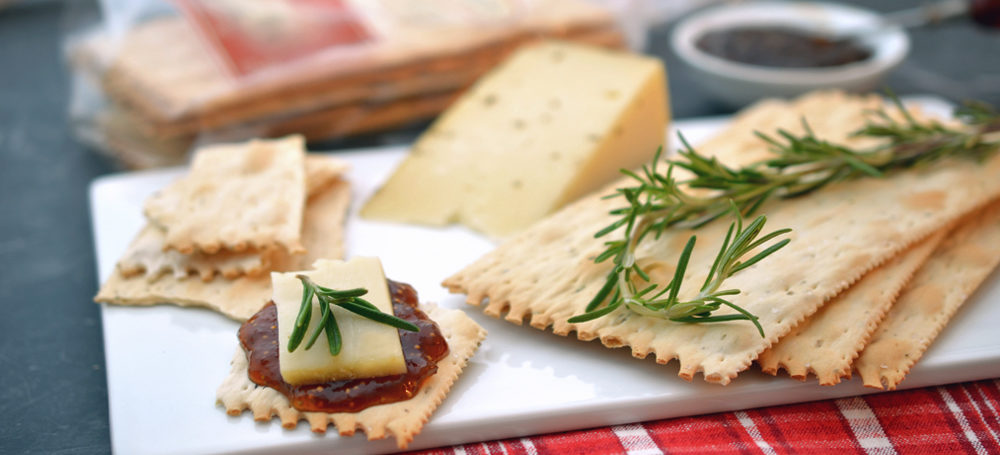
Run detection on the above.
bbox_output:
[289,276,418,356]
[572,97,1000,333]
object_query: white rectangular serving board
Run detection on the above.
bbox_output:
[92,98,1000,455]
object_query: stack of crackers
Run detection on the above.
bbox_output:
[445,91,1000,390]
[95,135,353,320]
[68,0,624,169]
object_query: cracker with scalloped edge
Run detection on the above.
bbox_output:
[115,224,274,281]
[444,91,1000,384]
[757,229,944,385]
[95,179,350,320]
[143,135,306,255]
[116,155,349,281]
[856,199,1000,390]
[215,303,486,449]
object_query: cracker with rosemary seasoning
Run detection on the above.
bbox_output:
[444,91,1000,384]
[216,303,487,449]
[96,179,350,321]
[143,135,307,255]
[757,230,944,384]
[855,199,1000,390]
[115,155,349,282]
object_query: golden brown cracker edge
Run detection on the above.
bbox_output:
[216,304,487,449]
[757,230,945,384]
[855,198,1000,390]
[115,224,273,281]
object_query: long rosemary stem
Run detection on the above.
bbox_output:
[572,97,1000,335]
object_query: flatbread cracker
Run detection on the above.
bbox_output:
[144,136,307,255]
[116,224,274,281]
[757,230,944,384]
[855,199,1000,390]
[215,304,486,449]
[96,179,350,320]
[304,154,351,196]
[444,92,1000,384]
[116,155,349,281]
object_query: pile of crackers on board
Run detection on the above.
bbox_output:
[94,135,487,448]
[94,135,355,321]
[67,0,623,169]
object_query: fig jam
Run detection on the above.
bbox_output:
[696,27,872,68]
[238,280,449,413]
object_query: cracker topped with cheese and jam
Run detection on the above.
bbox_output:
[217,258,486,449]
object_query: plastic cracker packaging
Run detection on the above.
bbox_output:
[66,0,629,168]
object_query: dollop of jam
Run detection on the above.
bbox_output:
[696,27,872,69]
[238,280,449,413]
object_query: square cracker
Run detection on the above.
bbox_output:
[215,304,487,449]
[143,135,307,255]
[95,179,350,321]
[116,154,350,281]
[757,229,944,385]
[855,198,1000,390]
[444,91,1000,384]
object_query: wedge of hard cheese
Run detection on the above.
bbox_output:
[361,40,669,237]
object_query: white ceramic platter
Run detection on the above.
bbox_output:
[91,97,1000,454]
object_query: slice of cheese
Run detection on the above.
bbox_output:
[361,40,670,237]
[273,258,407,385]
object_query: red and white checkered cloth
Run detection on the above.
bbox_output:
[412,379,1000,454]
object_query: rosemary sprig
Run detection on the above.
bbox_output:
[569,205,789,337]
[288,275,419,356]
[575,98,1000,334]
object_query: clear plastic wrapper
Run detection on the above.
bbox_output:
[66,0,642,168]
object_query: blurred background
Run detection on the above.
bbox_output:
[1,0,998,453]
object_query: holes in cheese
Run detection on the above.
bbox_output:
[361,40,670,237]
[273,258,406,385]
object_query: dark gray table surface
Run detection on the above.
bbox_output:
[1,1,997,453]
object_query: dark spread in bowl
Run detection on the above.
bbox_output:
[695,26,872,68]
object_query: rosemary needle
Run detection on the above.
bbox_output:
[288,275,419,356]
[575,97,1000,335]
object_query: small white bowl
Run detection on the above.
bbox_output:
[671,1,910,107]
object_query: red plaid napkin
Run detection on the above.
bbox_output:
[412,379,1000,454]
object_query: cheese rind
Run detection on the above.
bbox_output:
[274,258,407,385]
[361,40,670,237]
